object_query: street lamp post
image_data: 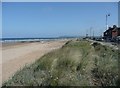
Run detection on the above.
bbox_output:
[90,27,92,39]
[106,14,110,30]
[93,30,94,39]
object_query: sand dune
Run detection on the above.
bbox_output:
[1,40,67,83]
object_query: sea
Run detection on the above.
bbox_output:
[0,37,75,43]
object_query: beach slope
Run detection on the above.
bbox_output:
[1,40,67,83]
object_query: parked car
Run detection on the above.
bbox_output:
[95,37,103,41]
[110,38,116,42]
[116,36,120,43]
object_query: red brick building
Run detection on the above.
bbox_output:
[112,27,120,38]
[103,25,120,41]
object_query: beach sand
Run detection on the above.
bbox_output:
[1,40,67,83]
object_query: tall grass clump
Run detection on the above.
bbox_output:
[91,42,119,86]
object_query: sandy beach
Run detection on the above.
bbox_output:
[1,40,67,83]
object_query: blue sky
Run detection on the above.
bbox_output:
[2,2,118,38]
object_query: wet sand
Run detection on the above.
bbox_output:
[1,40,67,83]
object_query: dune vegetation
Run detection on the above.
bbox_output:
[3,39,119,86]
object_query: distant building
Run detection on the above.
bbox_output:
[112,25,120,38]
[103,25,120,41]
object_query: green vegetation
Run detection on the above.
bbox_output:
[3,40,119,86]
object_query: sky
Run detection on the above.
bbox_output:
[2,2,118,38]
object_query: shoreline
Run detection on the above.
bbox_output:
[2,39,68,83]
[2,39,69,49]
